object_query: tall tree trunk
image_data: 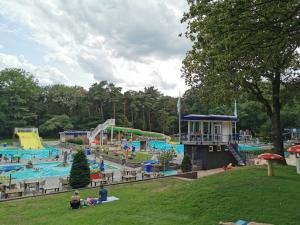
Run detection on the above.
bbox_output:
[131,109,134,125]
[100,104,104,121]
[148,112,151,131]
[271,73,286,164]
[113,102,116,119]
[123,101,126,118]
[142,106,145,130]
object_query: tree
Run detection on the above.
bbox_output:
[0,68,41,136]
[181,155,192,172]
[182,0,300,159]
[69,150,90,189]
[88,81,108,121]
[39,114,74,137]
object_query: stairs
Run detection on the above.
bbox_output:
[227,144,245,166]
[88,119,115,143]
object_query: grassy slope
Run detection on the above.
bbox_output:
[0,166,299,225]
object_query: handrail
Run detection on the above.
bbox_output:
[89,119,115,142]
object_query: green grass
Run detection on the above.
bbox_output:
[106,151,152,163]
[0,166,299,225]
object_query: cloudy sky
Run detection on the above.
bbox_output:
[0,1,190,96]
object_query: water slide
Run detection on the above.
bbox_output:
[16,132,44,149]
[106,126,171,141]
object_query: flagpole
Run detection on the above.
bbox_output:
[178,92,181,144]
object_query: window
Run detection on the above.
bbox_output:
[209,146,214,152]
[217,145,221,151]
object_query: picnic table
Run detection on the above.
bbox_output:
[142,172,154,179]
[44,187,59,194]
[5,188,23,199]
[90,178,104,187]
[102,171,114,182]
[122,174,137,182]
[24,180,40,191]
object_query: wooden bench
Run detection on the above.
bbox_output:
[90,179,104,187]
[44,187,59,194]
[122,175,137,182]
[5,188,23,199]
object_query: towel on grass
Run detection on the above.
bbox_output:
[102,196,119,204]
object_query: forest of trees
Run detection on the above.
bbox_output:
[0,68,300,140]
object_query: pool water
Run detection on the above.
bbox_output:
[0,161,119,180]
[129,141,184,154]
[0,148,61,160]
[238,145,262,151]
[160,170,177,176]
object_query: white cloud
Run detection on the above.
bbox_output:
[0,53,71,86]
[0,0,189,96]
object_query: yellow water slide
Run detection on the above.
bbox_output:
[16,132,43,149]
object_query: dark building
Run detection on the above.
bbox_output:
[182,114,244,170]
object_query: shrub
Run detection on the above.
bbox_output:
[181,155,192,172]
[67,138,83,145]
[158,150,174,168]
[69,150,90,188]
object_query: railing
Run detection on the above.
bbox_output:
[181,133,238,144]
[88,119,115,141]
[14,128,39,134]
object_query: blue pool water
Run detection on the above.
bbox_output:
[160,170,177,176]
[238,145,262,151]
[129,141,184,154]
[0,161,119,180]
[0,148,61,160]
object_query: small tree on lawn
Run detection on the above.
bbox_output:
[181,155,192,172]
[69,150,90,188]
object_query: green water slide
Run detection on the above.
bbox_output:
[106,126,170,141]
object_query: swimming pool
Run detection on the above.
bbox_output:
[0,148,61,160]
[238,145,263,151]
[0,161,119,180]
[160,170,177,176]
[129,141,184,154]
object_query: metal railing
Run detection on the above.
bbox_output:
[181,133,238,144]
[88,119,115,142]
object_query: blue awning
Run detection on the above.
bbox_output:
[182,114,238,121]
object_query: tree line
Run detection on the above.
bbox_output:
[0,68,299,141]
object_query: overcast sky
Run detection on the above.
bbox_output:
[0,1,190,96]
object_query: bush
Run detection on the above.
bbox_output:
[158,150,174,168]
[69,150,90,188]
[67,138,83,145]
[181,155,192,172]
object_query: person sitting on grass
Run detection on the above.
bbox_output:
[70,190,81,209]
[99,184,108,202]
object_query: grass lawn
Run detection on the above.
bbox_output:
[0,166,299,225]
[106,151,152,163]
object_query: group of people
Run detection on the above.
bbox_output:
[0,154,9,162]
[121,143,136,165]
[70,184,108,209]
